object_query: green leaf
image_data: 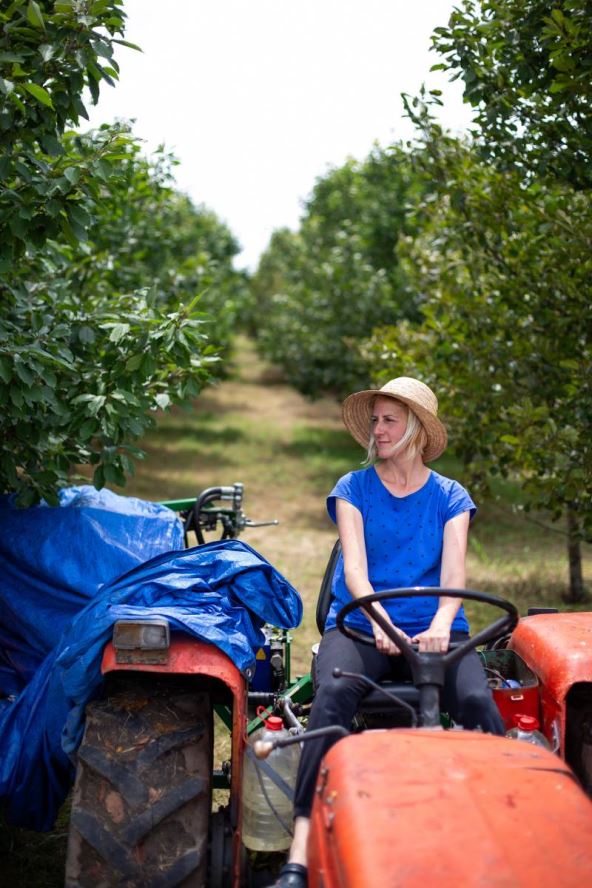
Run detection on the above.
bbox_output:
[63,167,80,185]
[109,323,130,343]
[10,387,24,408]
[27,0,45,29]
[0,356,11,383]
[0,53,25,64]
[78,419,97,440]
[92,40,114,61]
[125,354,144,372]
[22,82,54,109]
[8,91,26,113]
[78,326,96,344]
[93,465,105,489]
[39,134,62,156]
[155,393,170,410]
[60,215,79,247]
[67,203,91,228]
[112,39,143,52]
[103,463,126,486]
[39,44,55,63]
[14,361,35,386]
[91,1,115,14]
[87,394,106,416]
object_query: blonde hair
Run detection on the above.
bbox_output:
[364,398,428,463]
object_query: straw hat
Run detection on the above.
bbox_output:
[341,377,447,462]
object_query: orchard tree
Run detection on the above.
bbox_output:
[61,130,246,357]
[0,1,230,504]
[431,0,592,188]
[251,145,422,397]
[366,104,591,601]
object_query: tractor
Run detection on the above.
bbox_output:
[64,483,305,888]
[62,484,592,887]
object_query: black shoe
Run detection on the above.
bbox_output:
[273,862,308,888]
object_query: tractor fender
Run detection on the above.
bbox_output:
[509,612,592,754]
[101,637,247,888]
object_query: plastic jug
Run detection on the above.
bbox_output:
[506,713,552,750]
[242,711,301,851]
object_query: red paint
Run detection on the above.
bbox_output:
[102,638,247,888]
[492,682,540,732]
[308,730,592,887]
[510,613,592,754]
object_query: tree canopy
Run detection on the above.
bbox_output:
[0,0,243,504]
[432,0,592,188]
[250,145,423,397]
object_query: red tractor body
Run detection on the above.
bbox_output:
[308,729,592,887]
[75,609,592,888]
[509,612,592,759]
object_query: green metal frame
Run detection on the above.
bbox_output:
[246,672,314,735]
[160,497,197,511]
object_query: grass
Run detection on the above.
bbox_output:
[3,336,590,884]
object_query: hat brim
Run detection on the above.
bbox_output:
[341,389,447,463]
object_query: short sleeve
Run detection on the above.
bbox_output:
[326,472,363,524]
[445,480,477,524]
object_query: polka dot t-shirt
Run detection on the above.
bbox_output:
[325,466,476,637]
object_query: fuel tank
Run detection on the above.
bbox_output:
[307,729,592,887]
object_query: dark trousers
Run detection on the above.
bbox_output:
[293,628,505,818]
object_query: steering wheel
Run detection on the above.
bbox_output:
[336,587,519,672]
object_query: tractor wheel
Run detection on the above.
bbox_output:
[566,684,592,796]
[65,679,213,887]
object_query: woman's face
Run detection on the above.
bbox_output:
[370,396,408,458]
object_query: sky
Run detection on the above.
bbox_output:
[87,1,473,270]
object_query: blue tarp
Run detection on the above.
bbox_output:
[0,485,185,695]
[0,487,302,830]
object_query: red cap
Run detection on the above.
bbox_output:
[256,706,284,731]
[514,714,540,731]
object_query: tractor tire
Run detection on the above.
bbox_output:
[566,684,592,796]
[65,679,213,888]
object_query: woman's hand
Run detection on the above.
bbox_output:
[412,621,451,653]
[371,603,411,656]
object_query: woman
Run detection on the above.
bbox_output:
[275,377,504,888]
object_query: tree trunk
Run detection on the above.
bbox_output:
[565,504,588,604]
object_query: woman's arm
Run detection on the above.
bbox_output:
[336,498,410,655]
[412,510,470,653]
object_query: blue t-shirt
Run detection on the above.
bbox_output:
[325,466,476,636]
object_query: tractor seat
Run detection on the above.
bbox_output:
[316,541,420,721]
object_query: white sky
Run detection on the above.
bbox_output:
[87,0,472,270]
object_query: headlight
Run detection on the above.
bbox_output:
[113,620,170,651]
